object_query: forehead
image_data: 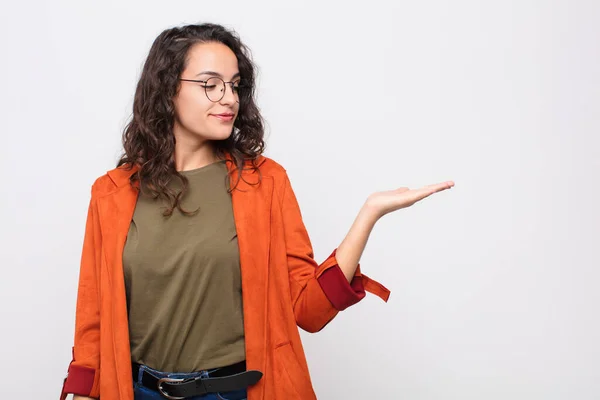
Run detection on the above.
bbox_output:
[183,42,239,75]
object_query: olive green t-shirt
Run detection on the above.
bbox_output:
[122,160,245,372]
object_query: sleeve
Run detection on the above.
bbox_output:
[60,195,102,400]
[280,173,390,333]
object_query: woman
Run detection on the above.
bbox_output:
[60,23,453,400]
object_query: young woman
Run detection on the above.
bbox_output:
[60,23,454,400]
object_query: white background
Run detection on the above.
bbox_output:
[1,1,599,399]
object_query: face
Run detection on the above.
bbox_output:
[173,42,241,144]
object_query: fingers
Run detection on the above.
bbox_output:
[424,181,454,194]
[413,181,454,200]
[388,181,454,207]
[424,181,454,190]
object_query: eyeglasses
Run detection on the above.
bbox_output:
[179,76,246,103]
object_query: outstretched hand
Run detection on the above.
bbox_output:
[366,180,455,219]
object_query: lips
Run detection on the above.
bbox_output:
[211,113,235,122]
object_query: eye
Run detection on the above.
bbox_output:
[234,81,248,92]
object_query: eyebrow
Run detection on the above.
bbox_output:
[195,71,241,80]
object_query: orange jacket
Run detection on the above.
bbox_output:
[60,154,390,400]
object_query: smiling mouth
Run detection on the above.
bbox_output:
[212,114,235,121]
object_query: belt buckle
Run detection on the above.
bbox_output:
[157,377,185,400]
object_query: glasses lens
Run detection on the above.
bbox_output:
[205,77,225,102]
[232,81,242,103]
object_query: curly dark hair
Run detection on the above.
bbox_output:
[117,23,265,216]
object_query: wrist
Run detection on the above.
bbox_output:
[358,201,381,228]
[361,198,384,223]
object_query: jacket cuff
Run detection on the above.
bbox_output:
[60,363,97,399]
[318,264,366,310]
[316,248,391,311]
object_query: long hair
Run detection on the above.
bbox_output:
[117,23,265,215]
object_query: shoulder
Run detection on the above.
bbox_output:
[256,155,288,179]
[90,163,138,198]
[89,156,291,197]
[255,156,296,204]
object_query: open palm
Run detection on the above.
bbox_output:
[367,181,455,218]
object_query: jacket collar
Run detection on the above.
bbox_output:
[107,164,137,188]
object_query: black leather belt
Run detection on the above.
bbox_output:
[132,361,263,400]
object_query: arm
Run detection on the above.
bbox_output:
[60,195,102,400]
[281,170,454,333]
[280,173,390,333]
[334,204,379,282]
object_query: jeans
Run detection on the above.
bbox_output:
[133,363,248,400]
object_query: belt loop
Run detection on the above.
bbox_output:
[135,363,144,384]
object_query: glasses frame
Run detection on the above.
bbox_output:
[179,77,244,103]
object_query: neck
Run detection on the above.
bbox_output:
[173,135,220,172]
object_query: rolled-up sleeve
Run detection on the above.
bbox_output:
[317,250,366,310]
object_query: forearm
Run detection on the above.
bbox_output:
[335,201,380,282]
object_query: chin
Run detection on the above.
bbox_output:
[216,129,234,140]
[204,129,233,141]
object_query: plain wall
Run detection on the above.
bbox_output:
[1,0,599,398]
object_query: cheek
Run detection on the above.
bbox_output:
[175,92,213,124]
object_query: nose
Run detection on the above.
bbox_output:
[219,83,237,105]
